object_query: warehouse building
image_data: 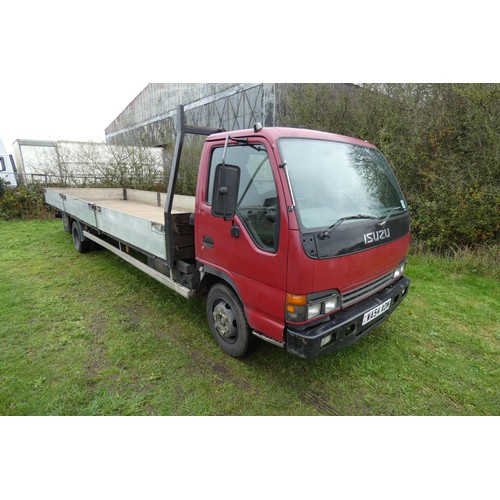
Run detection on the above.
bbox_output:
[104,83,357,147]
[12,139,163,185]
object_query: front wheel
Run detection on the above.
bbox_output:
[206,284,252,357]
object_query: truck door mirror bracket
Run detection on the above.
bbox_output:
[231,224,240,238]
[211,163,240,220]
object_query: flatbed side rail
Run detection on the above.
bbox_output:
[83,230,195,299]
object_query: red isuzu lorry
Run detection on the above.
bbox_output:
[45,105,410,358]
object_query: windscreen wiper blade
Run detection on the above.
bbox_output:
[318,214,378,240]
[230,136,264,151]
[377,206,405,227]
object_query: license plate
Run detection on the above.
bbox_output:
[362,298,392,326]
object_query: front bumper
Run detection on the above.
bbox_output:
[286,276,411,359]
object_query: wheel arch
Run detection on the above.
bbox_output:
[198,265,242,304]
[68,216,95,239]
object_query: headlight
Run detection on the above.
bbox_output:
[393,260,406,279]
[286,291,340,323]
[307,303,322,319]
[324,297,339,313]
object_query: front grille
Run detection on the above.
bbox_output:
[341,271,394,308]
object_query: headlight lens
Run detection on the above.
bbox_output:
[393,260,406,279]
[324,297,339,313]
[307,303,322,319]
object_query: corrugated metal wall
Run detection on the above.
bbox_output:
[105,83,277,147]
[104,83,358,148]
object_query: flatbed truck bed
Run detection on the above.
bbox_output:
[45,187,197,298]
[46,187,195,220]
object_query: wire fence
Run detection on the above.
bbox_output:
[14,172,169,190]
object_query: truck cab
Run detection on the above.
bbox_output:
[0,139,17,187]
[195,126,410,358]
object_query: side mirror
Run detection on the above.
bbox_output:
[211,163,240,220]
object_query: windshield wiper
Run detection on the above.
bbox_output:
[318,214,378,240]
[229,136,264,151]
[378,206,405,227]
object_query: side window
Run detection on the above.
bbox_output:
[0,157,5,172]
[208,144,279,252]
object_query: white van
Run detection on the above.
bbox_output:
[0,139,17,187]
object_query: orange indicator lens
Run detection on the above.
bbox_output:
[286,293,307,306]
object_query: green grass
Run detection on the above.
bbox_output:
[1,219,498,415]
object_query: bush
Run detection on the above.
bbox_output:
[409,184,499,250]
[0,183,54,220]
[0,178,10,198]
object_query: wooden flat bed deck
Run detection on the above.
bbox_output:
[49,187,195,223]
[89,199,166,224]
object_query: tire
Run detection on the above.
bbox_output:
[206,283,253,357]
[71,220,92,253]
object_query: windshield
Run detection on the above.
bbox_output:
[279,138,407,230]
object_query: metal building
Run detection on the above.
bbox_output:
[12,139,163,185]
[105,83,359,148]
[105,83,282,147]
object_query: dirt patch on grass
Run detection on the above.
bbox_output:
[120,303,151,329]
[189,350,254,394]
[85,312,111,385]
[141,306,256,396]
[299,390,339,415]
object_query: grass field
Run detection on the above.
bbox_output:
[0,219,498,415]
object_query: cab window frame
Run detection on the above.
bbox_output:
[207,142,280,253]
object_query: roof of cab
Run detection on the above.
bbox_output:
[206,126,377,149]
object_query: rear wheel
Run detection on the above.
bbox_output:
[71,220,92,253]
[206,283,252,357]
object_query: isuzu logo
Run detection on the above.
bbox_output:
[364,228,391,245]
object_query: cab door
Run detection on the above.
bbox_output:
[195,137,288,341]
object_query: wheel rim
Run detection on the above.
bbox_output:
[212,299,238,344]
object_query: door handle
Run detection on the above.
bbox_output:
[203,236,214,248]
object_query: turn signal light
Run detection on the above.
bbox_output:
[286,293,307,306]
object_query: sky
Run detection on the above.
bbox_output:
[2,1,497,156]
[0,81,147,151]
